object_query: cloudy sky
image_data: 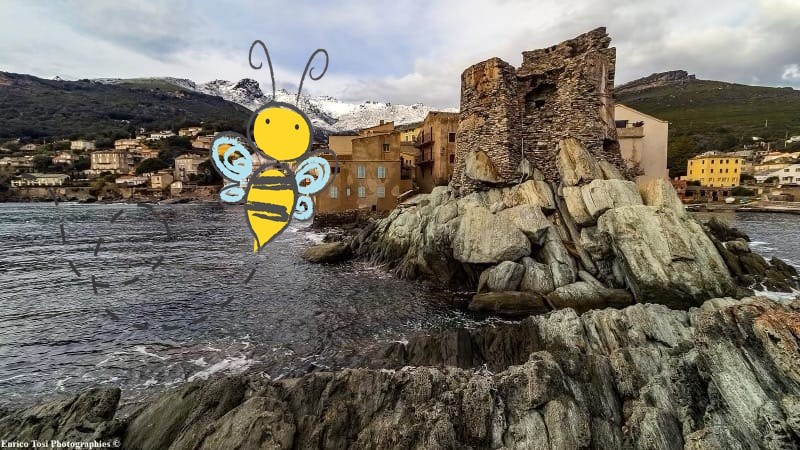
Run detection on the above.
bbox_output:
[2,0,799,108]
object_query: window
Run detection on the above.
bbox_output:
[376,186,385,198]
[710,169,714,173]
[358,186,366,198]
[383,144,390,152]
[449,154,455,164]
[329,186,338,198]
[357,165,365,178]
[377,166,386,179]
[346,187,351,197]
[448,132,456,143]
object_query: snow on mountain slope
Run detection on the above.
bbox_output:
[164,77,455,133]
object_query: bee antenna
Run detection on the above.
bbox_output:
[297,48,329,104]
[249,40,276,100]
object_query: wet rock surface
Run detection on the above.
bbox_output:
[4,297,799,449]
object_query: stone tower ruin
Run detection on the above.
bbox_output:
[450,27,625,195]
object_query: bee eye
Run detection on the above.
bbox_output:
[265,118,270,124]
[294,124,299,130]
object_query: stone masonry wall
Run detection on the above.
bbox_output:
[451,27,627,195]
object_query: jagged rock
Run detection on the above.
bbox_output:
[638,177,686,217]
[563,186,594,226]
[11,297,800,449]
[496,204,551,243]
[724,239,750,254]
[556,137,604,186]
[478,261,525,292]
[302,241,352,263]
[502,180,556,211]
[465,150,501,183]
[598,159,624,180]
[520,256,556,294]
[545,281,633,313]
[469,291,549,315]
[597,205,736,307]
[452,206,530,264]
[0,388,122,444]
[581,179,643,218]
[705,216,750,242]
[539,228,577,288]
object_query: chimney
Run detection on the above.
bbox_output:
[379,120,385,125]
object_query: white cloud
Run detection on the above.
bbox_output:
[783,64,800,81]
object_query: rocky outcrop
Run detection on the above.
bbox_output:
[353,138,746,313]
[302,242,352,263]
[6,297,799,449]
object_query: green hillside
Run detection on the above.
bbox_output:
[616,72,800,176]
[0,72,251,143]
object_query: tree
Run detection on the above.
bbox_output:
[196,160,222,185]
[32,154,52,172]
[667,135,698,177]
[136,158,169,175]
[740,173,755,183]
[765,176,779,184]
[731,186,755,196]
[74,157,90,171]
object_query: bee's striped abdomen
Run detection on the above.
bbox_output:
[244,166,297,252]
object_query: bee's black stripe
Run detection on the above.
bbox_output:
[245,202,291,221]
[250,176,294,190]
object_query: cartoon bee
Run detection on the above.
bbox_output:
[210,40,337,252]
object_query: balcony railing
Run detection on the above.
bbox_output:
[417,149,434,165]
[617,126,644,138]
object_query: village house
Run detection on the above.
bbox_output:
[192,135,215,150]
[396,122,422,144]
[52,152,78,166]
[10,173,70,187]
[174,154,208,181]
[0,156,34,174]
[87,150,134,177]
[70,140,95,151]
[150,170,175,190]
[755,163,800,184]
[20,143,39,152]
[414,111,459,193]
[614,104,669,180]
[114,175,148,187]
[684,152,743,188]
[316,123,413,213]
[114,138,145,152]
[149,130,176,141]
[178,126,204,137]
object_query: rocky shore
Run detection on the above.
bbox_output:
[2,296,798,449]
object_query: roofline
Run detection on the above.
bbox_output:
[615,103,669,123]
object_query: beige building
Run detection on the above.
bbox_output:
[115,138,145,152]
[192,135,215,150]
[174,154,208,181]
[317,124,413,213]
[88,150,133,177]
[614,104,669,180]
[52,152,77,166]
[150,171,174,189]
[415,111,459,193]
[70,140,95,151]
[0,156,34,174]
[178,126,203,137]
[396,122,422,144]
[11,173,70,187]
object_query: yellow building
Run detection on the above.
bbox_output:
[685,153,743,187]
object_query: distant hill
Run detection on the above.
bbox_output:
[616,70,800,176]
[0,72,251,142]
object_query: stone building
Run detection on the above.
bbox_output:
[415,111,459,193]
[87,150,134,177]
[174,154,208,181]
[450,27,625,195]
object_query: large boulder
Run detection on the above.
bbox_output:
[539,228,577,288]
[597,205,736,306]
[638,178,686,217]
[469,291,550,316]
[545,281,633,314]
[563,186,594,226]
[503,180,556,211]
[580,179,643,218]
[520,256,556,294]
[478,261,525,292]
[465,150,501,183]
[453,206,531,264]
[497,205,551,244]
[555,137,604,186]
[303,242,352,263]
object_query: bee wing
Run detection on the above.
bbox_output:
[210,132,254,183]
[294,153,336,196]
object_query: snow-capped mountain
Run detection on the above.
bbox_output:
[163,77,454,133]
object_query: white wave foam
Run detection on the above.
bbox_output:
[133,345,167,360]
[753,289,800,302]
[187,356,253,382]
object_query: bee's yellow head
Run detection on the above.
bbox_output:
[250,103,311,162]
